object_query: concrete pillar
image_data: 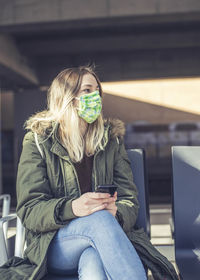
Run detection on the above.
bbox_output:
[0,88,2,195]
[14,89,47,163]
[12,89,46,205]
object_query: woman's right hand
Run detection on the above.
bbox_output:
[72,192,115,217]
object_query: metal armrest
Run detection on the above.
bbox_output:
[15,216,26,257]
[0,214,17,266]
[0,194,11,217]
[0,213,17,225]
[0,213,25,266]
[0,194,11,237]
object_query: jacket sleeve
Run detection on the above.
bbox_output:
[16,132,77,233]
[113,138,139,232]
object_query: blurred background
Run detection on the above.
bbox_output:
[1,0,200,207]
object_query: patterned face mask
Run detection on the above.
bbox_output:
[76,90,102,123]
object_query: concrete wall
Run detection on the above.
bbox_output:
[103,93,200,124]
[1,91,14,130]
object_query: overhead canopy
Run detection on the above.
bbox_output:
[0,34,39,89]
[0,0,200,89]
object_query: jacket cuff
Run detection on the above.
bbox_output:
[55,198,77,224]
[62,199,78,221]
[116,210,124,227]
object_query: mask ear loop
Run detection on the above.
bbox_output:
[74,96,83,111]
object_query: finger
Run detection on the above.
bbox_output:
[87,192,111,199]
[105,201,116,208]
[90,203,108,213]
[113,192,117,201]
[105,204,117,212]
[112,192,117,201]
[86,197,115,206]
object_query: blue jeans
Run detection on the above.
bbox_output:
[47,210,147,280]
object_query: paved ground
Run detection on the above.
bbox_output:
[149,204,179,279]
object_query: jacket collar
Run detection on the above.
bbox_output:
[50,123,70,160]
[49,122,111,160]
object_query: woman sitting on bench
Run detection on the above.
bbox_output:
[14,66,178,280]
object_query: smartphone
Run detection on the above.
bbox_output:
[95,184,117,196]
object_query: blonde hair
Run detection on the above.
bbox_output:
[25,66,105,162]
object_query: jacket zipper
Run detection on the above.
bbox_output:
[59,158,68,197]
[67,159,82,196]
[92,149,102,191]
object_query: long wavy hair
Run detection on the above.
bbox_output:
[25,66,104,162]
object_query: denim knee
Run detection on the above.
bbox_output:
[87,210,117,225]
[78,247,107,280]
[83,210,121,237]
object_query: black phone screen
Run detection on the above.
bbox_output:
[96,184,117,196]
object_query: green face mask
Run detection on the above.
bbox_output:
[76,90,102,123]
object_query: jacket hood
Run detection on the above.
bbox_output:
[105,118,125,140]
[25,111,53,137]
[26,111,126,140]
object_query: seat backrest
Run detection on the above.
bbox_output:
[127,149,150,237]
[172,146,200,280]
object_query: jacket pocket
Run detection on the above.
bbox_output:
[24,236,41,265]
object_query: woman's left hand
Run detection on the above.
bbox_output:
[105,192,118,216]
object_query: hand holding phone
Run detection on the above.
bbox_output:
[95,184,117,197]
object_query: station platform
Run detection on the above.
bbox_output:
[149,204,177,278]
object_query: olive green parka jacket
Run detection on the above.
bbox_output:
[0,119,179,280]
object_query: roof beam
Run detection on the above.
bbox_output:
[0,33,39,87]
[18,28,200,56]
[36,47,200,85]
[0,0,200,27]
